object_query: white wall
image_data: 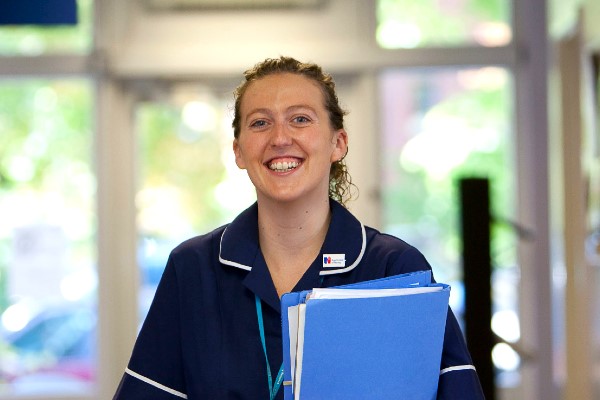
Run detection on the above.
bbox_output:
[100,0,378,77]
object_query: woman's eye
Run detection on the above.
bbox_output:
[292,116,310,124]
[250,120,268,128]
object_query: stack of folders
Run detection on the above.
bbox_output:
[280,270,450,400]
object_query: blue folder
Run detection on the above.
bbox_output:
[280,270,449,400]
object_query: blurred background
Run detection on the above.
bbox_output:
[0,0,598,399]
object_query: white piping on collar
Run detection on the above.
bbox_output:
[218,222,367,276]
[218,227,252,271]
[320,223,366,276]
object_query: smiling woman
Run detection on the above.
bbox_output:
[114,56,484,400]
[232,56,353,207]
[233,72,348,211]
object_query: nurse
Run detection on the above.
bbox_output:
[114,56,485,399]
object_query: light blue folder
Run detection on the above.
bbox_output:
[280,270,449,400]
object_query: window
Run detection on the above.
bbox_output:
[376,0,511,48]
[0,79,95,396]
[378,67,521,386]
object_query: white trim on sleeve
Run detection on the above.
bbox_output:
[125,367,188,399]
[439,365,477,375]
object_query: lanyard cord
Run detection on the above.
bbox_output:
[255,278,324,398]
[255,295,284,400]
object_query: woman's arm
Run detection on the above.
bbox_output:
[113,255,187,399]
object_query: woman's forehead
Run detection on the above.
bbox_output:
[241,73,326,111]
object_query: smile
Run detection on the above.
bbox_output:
[268,160,300,172]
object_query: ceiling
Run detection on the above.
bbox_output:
[143,0,326,10]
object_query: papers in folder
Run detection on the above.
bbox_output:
[280,270,450,400]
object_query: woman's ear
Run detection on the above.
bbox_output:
[331,129,349,162]
[233,139,246,169]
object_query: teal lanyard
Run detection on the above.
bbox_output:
[255,295,284,400]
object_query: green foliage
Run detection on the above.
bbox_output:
[468,0,510,21]
[377,0,509,48]
[0,79,93,312]
[381,69,515,281]
[137,102,230,236]
[0,80,92,190]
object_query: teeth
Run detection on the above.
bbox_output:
[269,161,299,172]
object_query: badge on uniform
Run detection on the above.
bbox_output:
[322,254,346,268]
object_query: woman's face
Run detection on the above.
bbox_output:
[233,73,347,206]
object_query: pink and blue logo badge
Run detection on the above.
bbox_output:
[323,254,346,268]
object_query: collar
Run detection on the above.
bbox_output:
[219,199,366,276]
[219,200,366,311]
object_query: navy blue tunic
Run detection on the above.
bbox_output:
[114,200,484,399]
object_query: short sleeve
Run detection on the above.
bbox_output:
[436,308,485,399]
[113,256,188,399]
[389,245,485,399]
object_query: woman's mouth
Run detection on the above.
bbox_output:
[267,160,301,172]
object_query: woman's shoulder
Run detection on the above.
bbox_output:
[363,226,431,272]
[170,224,228,258]
[364,225,417,252]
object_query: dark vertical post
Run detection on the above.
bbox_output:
[459,178,495,400]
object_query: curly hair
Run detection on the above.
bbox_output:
[232,56,356,207]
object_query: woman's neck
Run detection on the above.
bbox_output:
[257,196,331,297]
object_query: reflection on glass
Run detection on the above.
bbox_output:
[0,0,93,56]
[379,67,518,385]
[0,80,95,395]
[376,0,511,48]
[136,85,256,321]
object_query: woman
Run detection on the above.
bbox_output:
[114,56,484,399]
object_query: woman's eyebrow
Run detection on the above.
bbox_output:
[287,104,318,114]
[245,107,271,117]
[243,108,273,125]
[245,105,318,117]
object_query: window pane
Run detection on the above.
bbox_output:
[136,84,255,320]
[0,79,96,395]
[376,0,511,49]
[0,0,93,56]
[379,67,520,386]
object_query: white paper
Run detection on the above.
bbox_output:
[309,286,442,300]
[294,304,307,400]
[287,305,299,383]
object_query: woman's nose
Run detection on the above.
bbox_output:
[270,123,293,146]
